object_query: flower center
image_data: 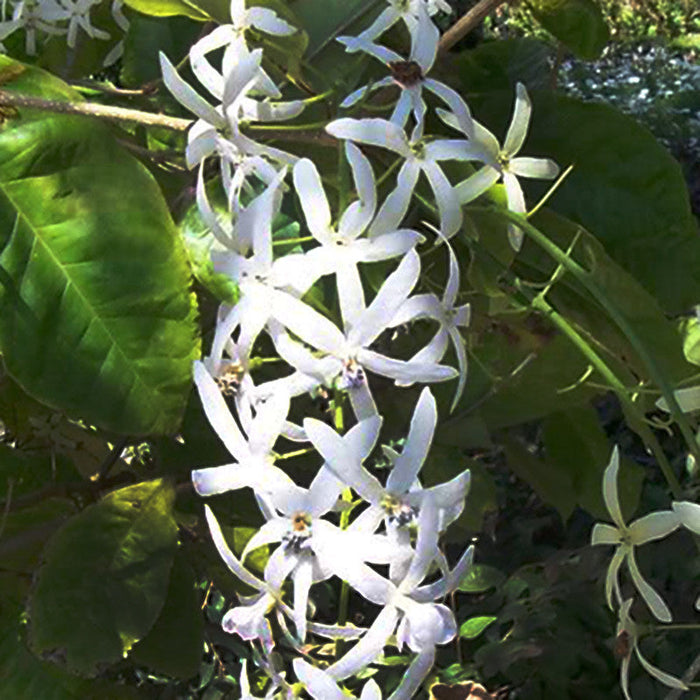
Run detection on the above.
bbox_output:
[381,493,418,527]
[282,511,313,554]
[389,60,424,88]
[338,358,365,389]
[215,360,245,396]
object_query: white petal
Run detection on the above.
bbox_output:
[338,141,377,238]
[503,82,532,156]
[336,263,366,330]
[204,505,264,590]
[326,606,400,680]
[370,160,421,236]
[387,647,435,700]
[391,293,443,326]
[349,250,420,347]
[349,380,379,422]
[503,171,526,251]
[602,446,626,529]
[448,326,468,411]
[193,360,249,459]
[454,166,501,205]
[401,496,440,591]
[192,464,253,496]
[672,500,700,534]
[591,522,622,546]
[628,511,680,544]
[293,158,332,241]
[426,80,474,139]
[159,52,224,127]
[293,659,345,700]
[293,557,314,642]
[634,645,688,691]
[247,6,296,35]
[387,388,436,493]
[360,350,458,384]
[605,546,626,611]
[627,548,673,622]
[421,159,462,237]
[248,391,290,456]
[242,518,288,560]
[326,118,410,156]
[510,156,560,180]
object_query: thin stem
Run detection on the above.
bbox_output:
[438,0,510,54]
[476,205,693,497]
[275,447,315,462]
[656,623,700,631]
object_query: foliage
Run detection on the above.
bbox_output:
[0,0,697,699]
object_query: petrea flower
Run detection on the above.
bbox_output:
[321,498,473,700]
[293,659,382,699]
[444,83,559,250]
[269,251,458,420]
[327,117,482,237]
[615,599,687,700]
[58,0,109,48]
[293,142,422,327]
[189,0,296,100]
[190,361,297,500]
[241,418,398,642]
[304,387,470,580]
[591,446,680,622]
[0,0,67,54]
[338,27,473,141]
[389,237,470,409]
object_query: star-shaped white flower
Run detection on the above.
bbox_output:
[269,251,458,421]
[591,446,680,622]
[58,0,109,48]
[190,361,298,501]
[293,142,422,328]
[319,498,474,700]
[338,20,473,141]
[304,387,470,581]
[615,599,687,700]
[444,82,560,250]
[389,237,470,409]
[327,117,482,237]
[189,0,296,100]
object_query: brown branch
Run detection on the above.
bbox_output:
[438,0,511,55]
[0,90,193,130]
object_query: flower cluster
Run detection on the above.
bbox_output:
[160,0,563,696]
[0,0,127,63]
[591,446,699,698]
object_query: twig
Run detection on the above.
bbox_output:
[0,90,192,130]
[0,477,13,542]
[665,652,700,699]
[438,0,510,54]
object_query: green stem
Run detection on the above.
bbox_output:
[655,623,700,631]
[476,206,693,497]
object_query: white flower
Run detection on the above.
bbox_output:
[159,48,301,176]
[0,0,67,54]
[269,251,458,421]
[327,117,482,237]
[189,0,296,100]
[304,387,470,581]
[445,83,560,250]
[57,0,109,48]
[338,24,473,141]
[321,497,474,700]
[293,659,382,699]
[190,361,298,500]
[102,0,128,67]
[389,236,470,409]
[591,446,680,622]
[615,599,687,700]
[672,500,700,610]
[241,419,399,642]
[293,142,422,328]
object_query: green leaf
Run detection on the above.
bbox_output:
[529,0,610,59]
[29,479,179,676]
[503,437,576,520]
[680,316,700,367]
[459,615,498,640]
[130,552,204,679]
[457,564,505,594]
[123,0,213,21]
[0,57,199,435]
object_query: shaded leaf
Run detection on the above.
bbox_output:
[529,0,609,59]
[29,479,179,676]
[0,57,199,435]
[458,564,505,594]
[130,551,204,679]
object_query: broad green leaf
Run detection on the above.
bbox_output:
[529,0,609,59]
[503,437,576,520]
[123,0,213,21]
[0,57,199,435]
[459,615,498,640]
[457,564,505,594]
[680,316,700,367]
[130,552,204,679]
[543,406,644,520]
[1,600,146,700]
[29,479,179,676]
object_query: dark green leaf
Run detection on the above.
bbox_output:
[130,552,204,679]
[29,479,179,676]
[529,0,610,59]
[0,57,199,435]
[457,564,505,593]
